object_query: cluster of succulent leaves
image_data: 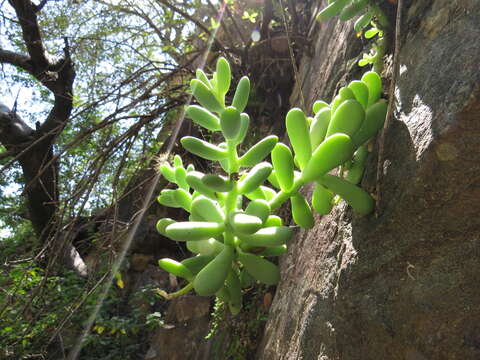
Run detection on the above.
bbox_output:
[317,0,388,72]
[156,57,387,314]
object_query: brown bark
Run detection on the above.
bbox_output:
[1,0,77,271]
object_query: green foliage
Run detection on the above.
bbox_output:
[81,284,164,360]
[0,0,219,222]
[0,258,163,359]
[156,57,387,313]
[316,0,389,72]
[0,2,221,353]
[358,26,386,71]
[0,265,83,358]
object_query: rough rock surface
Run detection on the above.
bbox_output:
[145,295,211,360]
[258,1,480,359]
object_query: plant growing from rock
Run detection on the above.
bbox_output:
[316,0,389,72]
[155,57,387,314]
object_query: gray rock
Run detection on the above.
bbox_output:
[257,1,480,359]
[145,295,211,360]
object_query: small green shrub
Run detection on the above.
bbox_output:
[0,265,84,358]
[0,262,162,359]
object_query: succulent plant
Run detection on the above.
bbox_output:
[156,57,387,314]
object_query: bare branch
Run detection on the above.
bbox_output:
[0,102,35,145]
[0,48,33,72]
[33,0,48,12]
[0,104,57,241]
[155,0,211,36]
[97,1,165,43]
[38,38,75,136]
[8,0,50,70]
[154,0,232,55]
[261,0,273,40]
[5,0,75,139]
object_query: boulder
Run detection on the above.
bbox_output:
[258,1,480,359]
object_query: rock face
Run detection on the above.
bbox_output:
[145,295,211,360]
[258,1,480,359]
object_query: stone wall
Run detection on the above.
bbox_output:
[258,0,480,359]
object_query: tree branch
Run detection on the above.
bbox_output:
[0,103,56,239]
[5,1,75,139]
[0,103,35,145]
[8,0,50,70]
[0,48,33,72]
[156,0,211,36]
[33,0,48,12]
[154,0,231,55]
[261,0,273,40]
[1,1,75,251]
[39,38,75,136]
